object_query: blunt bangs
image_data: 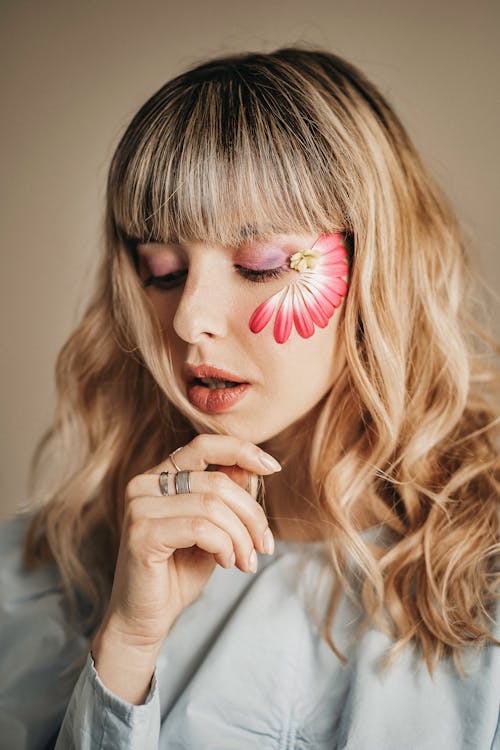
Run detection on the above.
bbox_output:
[108,54,348,248]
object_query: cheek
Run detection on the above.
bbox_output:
[231,288,275,335]
[146,293,181,339]
[246,284,343,352]
[251,312,340,393]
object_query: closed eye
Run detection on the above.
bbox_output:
[235,264,289,283]
[142,264,289,289]
[143,269,187,289]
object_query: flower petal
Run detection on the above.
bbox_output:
[303,284,338,324]
[329,276,349,296]
[293,285,315,338]
[321,261,346,274]
[306,277,343,309]
[312,233,345,253]
[319,255,348,272]
[249,231,348,343]
[297,281,330,327]
[321,246,347,262]
[249,290,281,333]
[319,267,349,296]
[274,287,294,343]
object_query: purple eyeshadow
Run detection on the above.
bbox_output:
[147,258,177,276]
[237,247,290,270]
[139,240,295,275]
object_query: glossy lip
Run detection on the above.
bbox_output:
[187,382,251,413]
[182,362,249,386]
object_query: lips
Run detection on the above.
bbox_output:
[182,362,251,414]
[182,363,249,387]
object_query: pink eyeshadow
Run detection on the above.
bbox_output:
[138,240,295,275]
[236,246,290,270]
[146,257,179,276]
[138,246,182,276]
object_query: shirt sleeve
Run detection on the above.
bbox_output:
[54,651,160,750]
[0,512,160,750]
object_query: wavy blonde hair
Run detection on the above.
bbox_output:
[22,47,499,677]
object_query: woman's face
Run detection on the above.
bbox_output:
[137,232,348,446]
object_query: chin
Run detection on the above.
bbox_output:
[226,417,294,448]
[191,413,287,447]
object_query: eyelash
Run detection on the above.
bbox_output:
[142,264,289,289]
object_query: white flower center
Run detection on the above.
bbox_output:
[289,248,320,273]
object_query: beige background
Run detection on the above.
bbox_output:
[1,0,499,519]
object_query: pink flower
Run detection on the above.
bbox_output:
[248,233,349,344]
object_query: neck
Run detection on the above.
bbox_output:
[259,411,325,542]
[258,402,376,542]
[259,395,324,467]
[260,472,325,542]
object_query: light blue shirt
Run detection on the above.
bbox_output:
[0,512,498,749]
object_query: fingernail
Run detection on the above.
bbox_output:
[259,452,282,472]
[263,527,275,555]
[248,548,258,573]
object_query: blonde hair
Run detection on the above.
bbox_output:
[22,47,499,677]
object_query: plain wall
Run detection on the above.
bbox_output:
[1,0,499,518]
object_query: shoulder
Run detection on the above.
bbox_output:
[288,538,500,749]
[316,625,500,750]
[223,542,500,750]
[0,511,60,602]
[292,565,500,750]
[156,545,351,746]
[0,510,88,680]
[0,512,90,746]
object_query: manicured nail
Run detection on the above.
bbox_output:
[248,548,258,573]
[259,452,281,472]
[263,527,275,555]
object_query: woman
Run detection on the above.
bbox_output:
[0,47,498,749]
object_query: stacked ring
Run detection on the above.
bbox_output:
[159,469,193,495]
[169,447,183,471]
[159,471,170,496]
[175,470,192,494]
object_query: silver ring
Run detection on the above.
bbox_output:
[246,471,259,495]
[169,447,183,472]
[175,470,192,494]
[159,471,171,496]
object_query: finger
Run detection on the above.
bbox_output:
[127,492,259,573]
[149,434,281,477]
[137,515,236,569]
[127,470,270,558]
[214,465,260,500]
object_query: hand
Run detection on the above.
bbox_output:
[94,434,281,657]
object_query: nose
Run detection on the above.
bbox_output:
[172,257,229,343]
